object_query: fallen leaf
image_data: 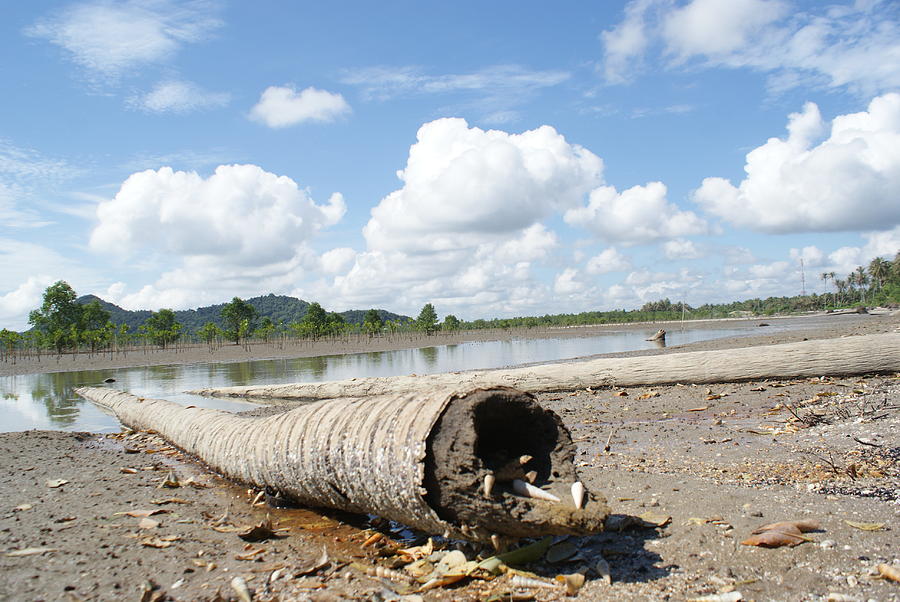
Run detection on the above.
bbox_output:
[687,406,709,412]
[877,563,900,583]
[158,472,180,488]
[637,391,659,400]
[638,512,672,528]
[741,530,807,548]
[294,546,330,576]
[141,537,179,549]
[13,504,33,512]
[5,547,57,557]
[238,517,287,542]
[613,391,628,397]
[235,547,266,561]
[138,518,160,530]
[54,516,76,523]
[46,479,68,488]
[398,537,434,560]
[752,520,820,534]
[120,467,138,474]
[150,498,190,505]
[749,386,766,392]
[546,541,577,563]
[117,509,169,518]
[706,394,724,401]
[844,520,884,531]
[557,572,586,595]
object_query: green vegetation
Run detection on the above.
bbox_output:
[416,303,439,334]
[221,297,257,343]
[3,250,898,360]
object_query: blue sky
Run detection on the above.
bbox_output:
[1,0,899,329]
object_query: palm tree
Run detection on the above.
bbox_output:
[834,278,848,306]
[868,257,890,290]
[851,266,869,303]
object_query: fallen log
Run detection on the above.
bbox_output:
[646,329,666,341]
[75,386,608,542]
[192,333,900,402]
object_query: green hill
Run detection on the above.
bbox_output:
[75,294,408,333]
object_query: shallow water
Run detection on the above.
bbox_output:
[0,321,805,432]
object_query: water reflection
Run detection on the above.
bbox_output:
[1,322,808,433]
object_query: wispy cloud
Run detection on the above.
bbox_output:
[25,0,222,82]
[343,64,570,101]
[0,140,81,228]
[129,80,230,113]
[601,0,900,97]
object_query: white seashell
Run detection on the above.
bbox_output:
[571,481,585,510]
[483,473,496,498]
[490,534,502,552]
[687,592,742,602]
[512,479,561,502]
[230,576,253,602]
[510,574,558,589]
[595,557,612,585]
[366,566,413,582]
[519,454,533,465]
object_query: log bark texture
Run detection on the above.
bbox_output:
[75,386,607,542]
[192,333,900,402]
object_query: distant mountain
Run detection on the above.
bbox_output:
[75,293,408,333]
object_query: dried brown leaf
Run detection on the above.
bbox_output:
[117,509,169,518]
[638,512,672,528]
[687,406,709,412]
[235,547,266,561]
[752,520,820,534]
[141,537,178,549]
[613,391,628,397]
[238,517,286,542]
[120,467,138,474]
[637,391,659,400]
[741,530,806,548]
[877,563,900,583]
[150,498,190,505]
[13,504,33,512]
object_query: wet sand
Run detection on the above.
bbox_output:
[1,312,898,600]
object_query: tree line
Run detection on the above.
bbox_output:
[2,250,897,358]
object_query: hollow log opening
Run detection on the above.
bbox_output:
[424,388,608,540]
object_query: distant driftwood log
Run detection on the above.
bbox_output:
[646,329,666,341]
[191,333,900,402]
[75,386,607,542]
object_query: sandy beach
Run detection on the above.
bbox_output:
[1,312,898,600]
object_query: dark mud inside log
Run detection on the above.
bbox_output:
[424,388,609,539]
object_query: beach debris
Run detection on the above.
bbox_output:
[5,547,57,557]
[638,512,672,528]
[235,546,266,561]
[117,509,168,518]
[844,520,884,531]
[687,406,709,412]
[138,517,160,530]
[361,531,384,547]
[688,592,743,602]
[46,479,68,488]
[509,574,557,589]
[13,504,32,512]
[751,520,820,534]
[150,498,190,505]
[637,390,660,400]
[398,538,434,561]
[742,521,815,548]
[295,547,330,576]
[230,576,253,602]
[141,535,180,548]
[365,565,415,583]
[571,481,585,510]
[558,572,586,595]
[238,516,286,542]
[646,329,666,342]
[546,541,578,563]
[613,390,628,397]
[483,473,496,498]
[512,479,560,502]
[877,563,900,583]
[158,471,180,488]
[595,557,612,584]
[490,534,502,552]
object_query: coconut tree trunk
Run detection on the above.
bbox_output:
[75,386,607,542]
[192,333,900,401]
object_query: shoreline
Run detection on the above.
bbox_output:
[2,312,895,378]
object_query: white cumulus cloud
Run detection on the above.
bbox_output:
[585,247,632,274]
[250,86,351,128]
[91,164,345,266]
[663,238,704,260]
[363,118,602,253]
[564,181,708,245]
[693,93,900,233]
[130,80,230,113]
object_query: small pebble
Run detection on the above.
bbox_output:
[820,540,835,549]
